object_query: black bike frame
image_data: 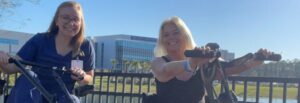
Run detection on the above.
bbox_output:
[203,59,236,103]
[186,43,280,103]
[216,59,236,103]
[9,58,76,103]
[204,53,256,103]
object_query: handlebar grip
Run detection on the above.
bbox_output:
[254,53,281,61]
[205,43,220,50]
[78,77,84,81]
[184,50,221,58]
[8,58,15,63]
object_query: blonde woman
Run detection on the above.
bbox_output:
[150,16,210,103]
[0,1,94,103]
[150,16,270,103]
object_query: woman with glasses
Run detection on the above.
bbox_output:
[0,1,95,103]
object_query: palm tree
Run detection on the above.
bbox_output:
[140,61,151,73]
[111,59,117,72]
[130,60,140,73]
[123,59,130,73]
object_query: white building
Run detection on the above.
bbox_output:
[93,34,157,70]
[0,29,33,55]
[0,29,235,71]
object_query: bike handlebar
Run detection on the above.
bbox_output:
[8,57,85,103]
[8,58,66,72]
[254,52,281,61]
[184,50,221,58]
[8,58,84,80]
[226,53,254,68]
[184,50,281,61]
[8,57,55,103]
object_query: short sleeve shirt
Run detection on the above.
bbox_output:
[17,32,95,96]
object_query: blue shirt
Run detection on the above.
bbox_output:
[8,32,95,102]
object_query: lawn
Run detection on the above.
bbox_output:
[92,77,298,99]
[214,83,298,99]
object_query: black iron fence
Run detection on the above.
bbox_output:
[229,76,300,103]
[0,71,299,103]
[81,72,300,103]
[80,72,155,103]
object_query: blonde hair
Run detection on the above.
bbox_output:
[154,16,197,57]
[47,1,85,57]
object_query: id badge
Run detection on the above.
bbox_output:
[71,60,83,69]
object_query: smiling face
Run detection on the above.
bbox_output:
[56,6,82,38]
[161,22,187,54]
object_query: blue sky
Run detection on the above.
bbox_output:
[1,0,299,60]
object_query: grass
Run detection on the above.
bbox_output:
[93,77,298,99]
[214,83,298,99]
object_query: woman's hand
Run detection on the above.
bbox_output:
[0,51,21,74]
[70,67,86,81]
[188,47,216,69]
[247,48,274,67]
[256,48,274,58]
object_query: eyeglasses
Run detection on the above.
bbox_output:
[59,15,80,24]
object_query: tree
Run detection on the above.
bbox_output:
[294,60,300,78]
[130,60,140,73]
[0,0,40,26]
[243,59,300,78]
[122,59,130,73]
[110,59,117,72]
[140,61,151,73]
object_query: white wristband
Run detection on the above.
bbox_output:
[183,59,193,72]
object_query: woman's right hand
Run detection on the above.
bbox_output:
[188,47,215,68]
[0,51,9,65]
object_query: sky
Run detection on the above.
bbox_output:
[0,0,299,60]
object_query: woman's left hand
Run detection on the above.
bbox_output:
[247,48,274,67]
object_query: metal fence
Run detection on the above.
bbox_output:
[0,71,299,103]
[229,76,300,103]
[80,72,155,103]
